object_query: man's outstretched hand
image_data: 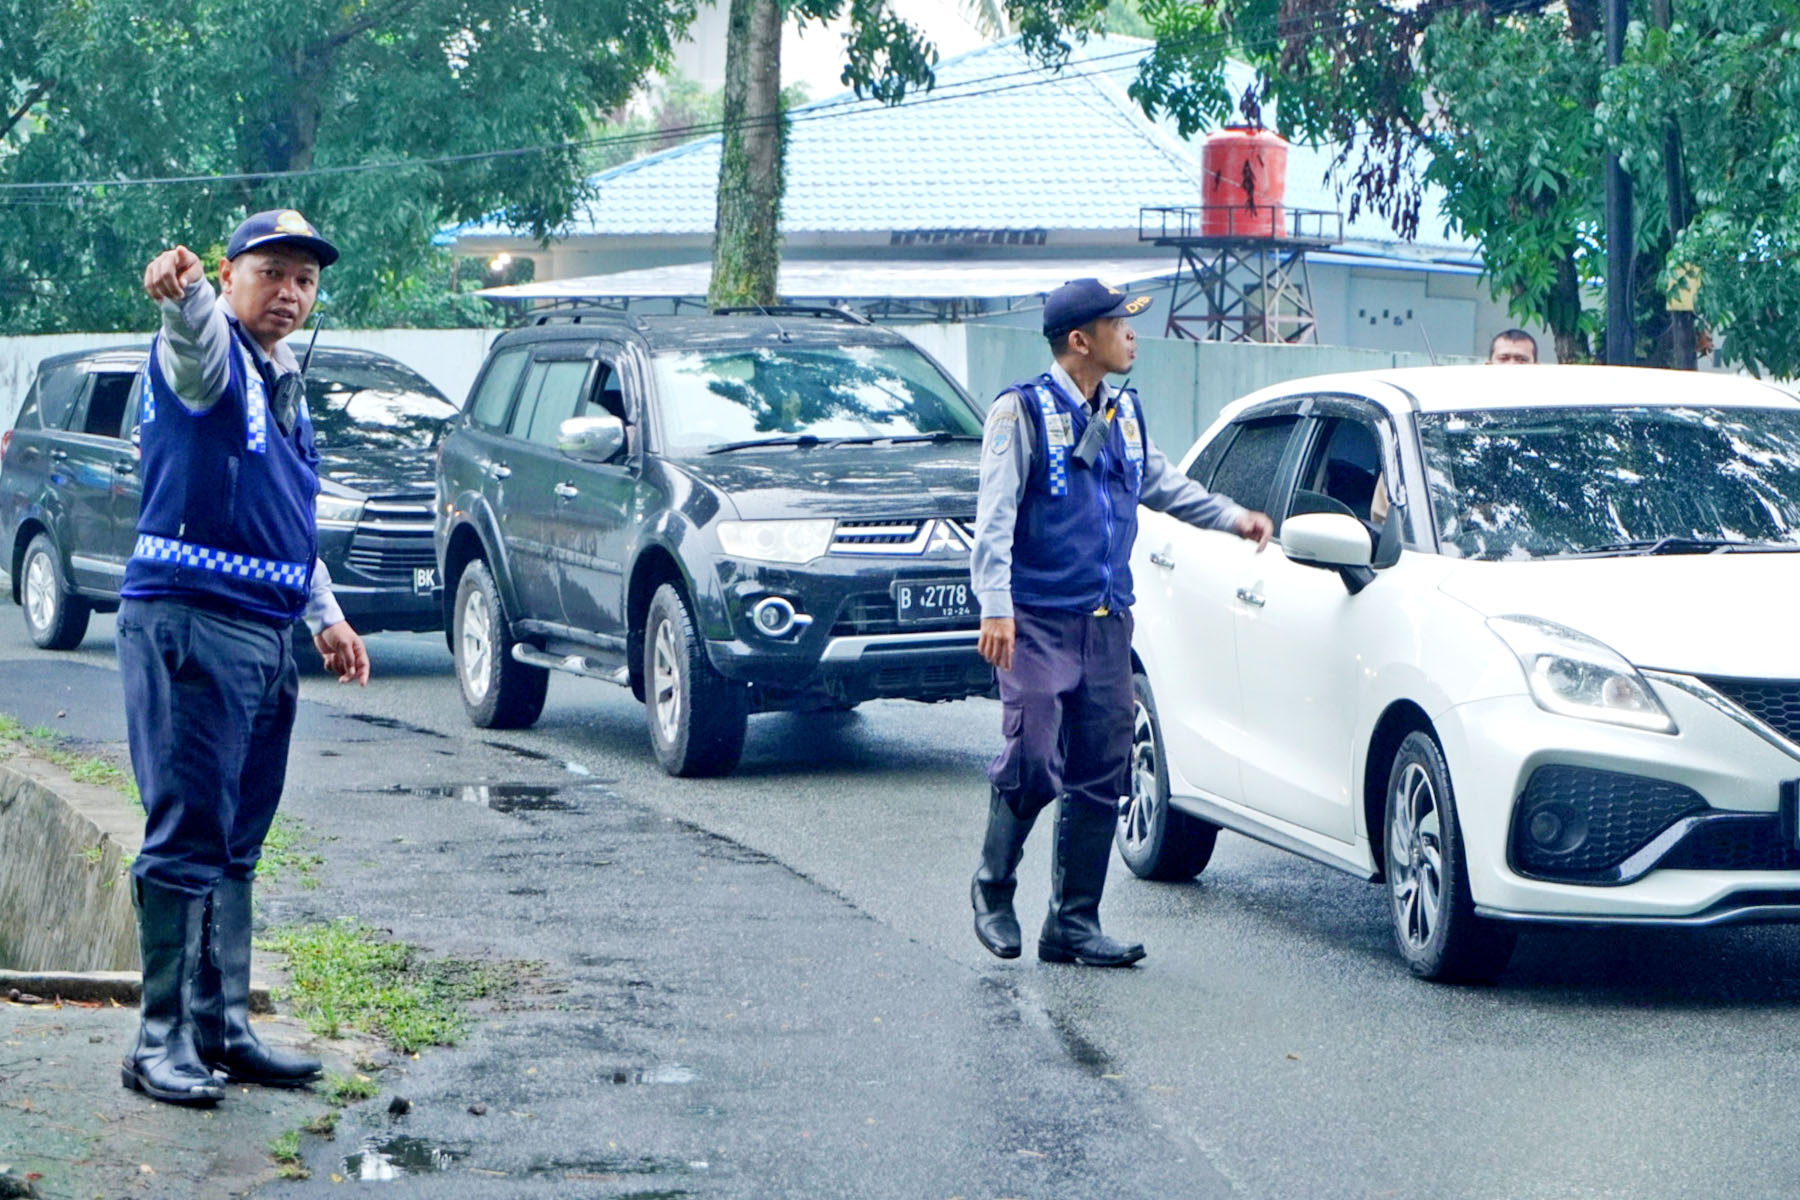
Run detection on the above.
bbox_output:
[143,246,204,302]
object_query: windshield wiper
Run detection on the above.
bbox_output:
[705,434,823,454]
[822,431,981,448]
[1574,536,1747,557]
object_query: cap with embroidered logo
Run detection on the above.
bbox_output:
[224,209,339,267]
[1043,277,1154,340]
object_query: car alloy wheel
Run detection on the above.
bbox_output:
[459,585,493,704]
[1388,759,1443,955]
[24,547,57,636]
[1115,672,1217,881]
[650,616,683,746]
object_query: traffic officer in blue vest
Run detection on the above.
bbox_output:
[122,210,370,1105]
[969,278,1272,967]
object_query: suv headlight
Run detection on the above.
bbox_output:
[717,518,835,564]
[1486,615,1677,734]
[315,494,364,528]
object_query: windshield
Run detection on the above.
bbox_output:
[649,343,983,456]
[1417,405,1800,560]
[304,356,458,451]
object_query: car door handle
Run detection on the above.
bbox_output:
[49,449,67,461]
[1148,550,1175,569]
[487,463,511,480]
[114,458,137,474]
[1235,587,1266,608]
[554,482,579,499]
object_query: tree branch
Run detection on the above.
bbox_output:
[3,79,54,145]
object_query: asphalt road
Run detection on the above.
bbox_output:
[6,608,1800,1199]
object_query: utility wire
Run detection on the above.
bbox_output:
[0,0,1483,198]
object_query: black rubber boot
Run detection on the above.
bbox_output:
[1038,797,1145,968]
[121,878,225,1105]
[972,789,1036,959]
[193,877,322,1087]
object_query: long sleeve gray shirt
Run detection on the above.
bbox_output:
[971,362,1246,620]
[156,281,344,633]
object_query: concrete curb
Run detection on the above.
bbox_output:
[0,969,273,1012]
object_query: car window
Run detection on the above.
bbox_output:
[75,372,135,439]
[575,361,627,423]
[467,348,529,431]
[34,365,85,430]
[1292,417,1383,523]
[649,343,981,456]
[1417,405,1800,559]
[303,356,457,451]
[511,358,595,448]
[1205,415,1302,513]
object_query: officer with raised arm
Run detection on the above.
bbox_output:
[969,278,1272,967]
[121,210,368,1106]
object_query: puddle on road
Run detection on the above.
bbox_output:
[338,712,451,739]
[343,1135,468,1180]
[369,783,581,812]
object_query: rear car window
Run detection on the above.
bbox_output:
[33,364,86,430]
[1205,415,1302,513]
[467,348,529,430]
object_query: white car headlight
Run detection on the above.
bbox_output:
[315,494,364,527]
[716,518,835,564]
[1487,615,1677,734]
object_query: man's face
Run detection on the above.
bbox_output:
[1076,317,1137,375]
[220,247,320,349]
[1489,336,1537,365]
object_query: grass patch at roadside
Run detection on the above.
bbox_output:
[259,814,323,887]
[269,1130,308,1179]
[260,919,513,1054]
[0,712,139,803]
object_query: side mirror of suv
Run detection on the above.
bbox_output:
[558,415,626,463]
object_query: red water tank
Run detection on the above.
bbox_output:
[1201,126,1289,238]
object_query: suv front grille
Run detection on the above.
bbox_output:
[1701,677,1800,745]
[345,494,436,582]
[830,517,975,556]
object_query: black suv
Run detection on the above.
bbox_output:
[0,345,456,649]
[435,307,992,777]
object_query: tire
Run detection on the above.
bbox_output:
[1117,672,1219,881]
[644,582,747,777]
[20,533,90,650]
[452,559,547,730]
[1383,730,1516,983]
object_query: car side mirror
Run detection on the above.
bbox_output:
[558,415,626,463]
[1280,511,1378,594]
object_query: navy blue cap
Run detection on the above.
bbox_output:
[1043,277,1153,339]
[224,209,338,267]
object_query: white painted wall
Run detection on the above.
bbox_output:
[0,329,500,433]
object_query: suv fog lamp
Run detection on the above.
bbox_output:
[750,596,811,639]
[1487,615,1677,734]
[315,494,364,528]
[717,519,835,565]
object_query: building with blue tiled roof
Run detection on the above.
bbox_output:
[448,35,1534,359]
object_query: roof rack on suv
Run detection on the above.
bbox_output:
[526,307,651,332]
[711,305,871,326]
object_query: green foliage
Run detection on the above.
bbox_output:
[323,1071,381,1105]
[0,711,139,802]
[0,0,698,333]
[261,919,510,1054]
[1129,0,1800,372]
[269,1129,308,1178]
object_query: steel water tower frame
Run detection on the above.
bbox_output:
[1142,127,1343,344]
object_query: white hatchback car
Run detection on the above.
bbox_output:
[1123,365,1800,981]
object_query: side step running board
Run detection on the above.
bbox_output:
[511,644,630,687]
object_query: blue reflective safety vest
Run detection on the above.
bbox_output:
[121,319,319,623]
[1008,373,1147,613]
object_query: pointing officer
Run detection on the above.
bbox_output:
[121,210,369,1105]
[969,278,1272,967]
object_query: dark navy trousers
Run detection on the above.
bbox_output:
[118,597,298,896]
[986,604,1134,820]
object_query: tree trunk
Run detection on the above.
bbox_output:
[708,0,784,309]
[1548,248,1593,363]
